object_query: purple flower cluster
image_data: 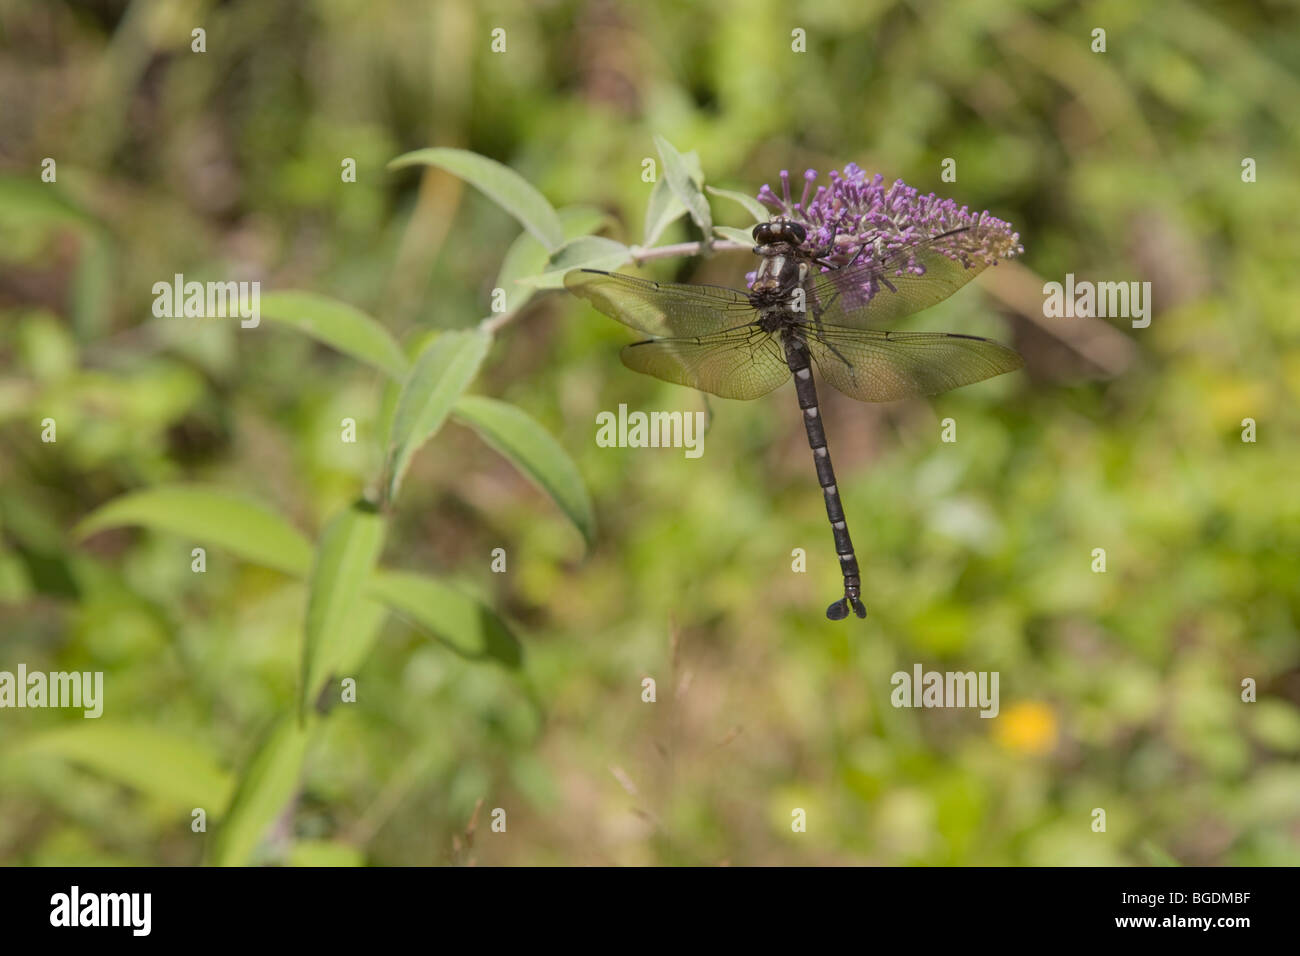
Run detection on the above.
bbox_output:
[754,164,1023,282]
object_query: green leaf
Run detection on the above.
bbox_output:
[371,570,522,668]
[385,329,491,501]
[288,839,365,867]
[388,147,563,251]
[494,230,552,316]
[558,204,617,239]
[453,395,596,547]
[654,135,711,237]
[1138,840,1181,867]
[77,485,313,577]
[713,225,759,246]
[0,177,98,230]
[259,291,408,381]
[72,233,114,339]
[211,718,311,867]
[16,724,235,811]
[335,597,390,676]
[300,501,387,718]
[643,178,686,247]
[706,185,770,223]
[643,150,704,246]
[515,236,632,289]
[494,207,615,316]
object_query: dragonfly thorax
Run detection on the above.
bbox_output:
[749,250,809,316]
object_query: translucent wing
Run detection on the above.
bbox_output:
[565,268,756,338]
[807,326,1023,402]
[806,228,998,329]
[621,327,790,400]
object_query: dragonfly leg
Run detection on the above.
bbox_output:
[820,338,853,370]
[808,229,839,260]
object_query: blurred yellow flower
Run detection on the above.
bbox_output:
[995,702,1058,755]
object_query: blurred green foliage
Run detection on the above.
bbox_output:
[1,0,1298,866]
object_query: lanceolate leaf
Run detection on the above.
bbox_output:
[515,236,632,289]
[385,330,491,502]
[334,597,390,676]
[388,147,563,251]
[494,229,552,316]
[370,570,522,668]
[494,207,616,315]
[452,395,596,548]
[299,500,387,718]
[259,291,408,381]
[644,178,687,247]
[0,176,99,229]
[16,724,235,811]
[558,204,617,240]
[713,225,759,246]
[287,840,365,867]
[644,149,705,246]
[706,185,770,223]
[77,485,313,577]
[211,718,312,867]
[654,136,711,237]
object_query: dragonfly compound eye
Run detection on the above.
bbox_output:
[786,222,807,245]
[752,222,773,243]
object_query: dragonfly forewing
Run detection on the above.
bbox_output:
[564,269,756,339]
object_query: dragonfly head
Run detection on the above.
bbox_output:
[753,218,807,248]
[751,218,810,296]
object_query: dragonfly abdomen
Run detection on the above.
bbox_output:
[781,330,868,621]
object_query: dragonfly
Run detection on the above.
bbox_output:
[565,218,1023,621]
